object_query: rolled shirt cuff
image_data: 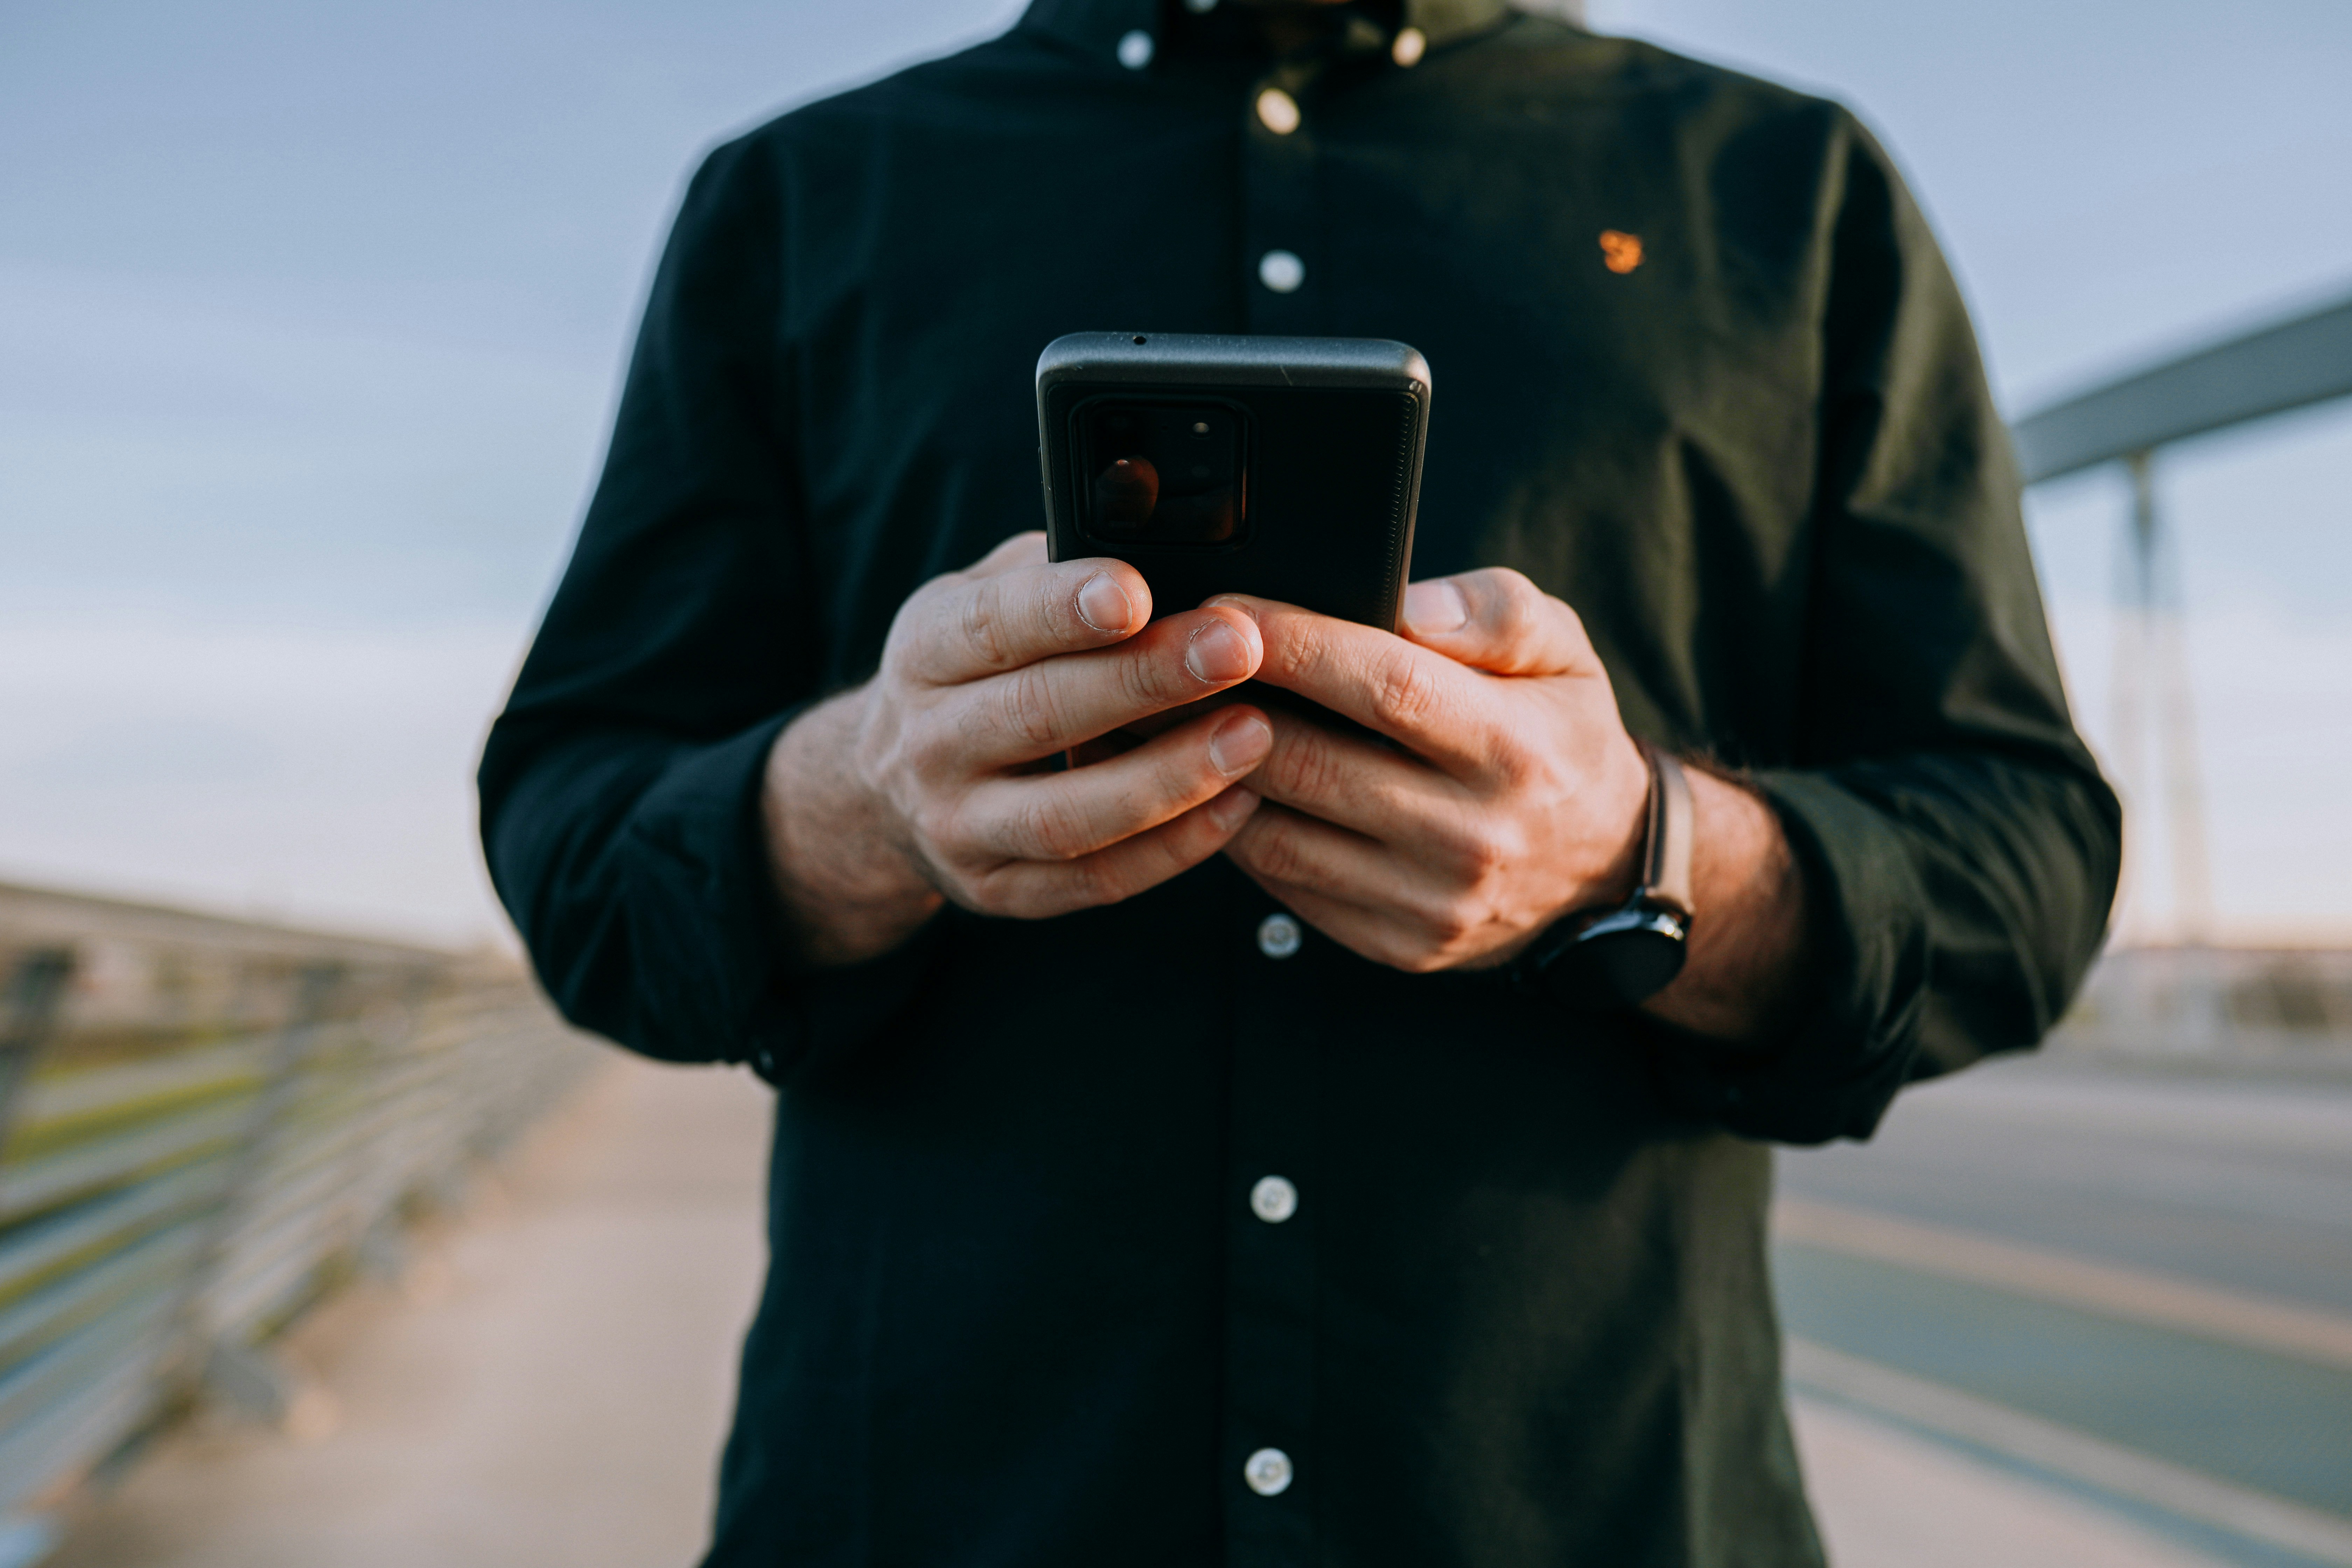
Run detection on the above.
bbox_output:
[618,707,943,1082]
[1640,768,1932,1144]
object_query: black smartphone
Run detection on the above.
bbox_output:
[1035,332,1432,630]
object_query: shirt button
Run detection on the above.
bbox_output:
[1250,1175,1298,1224]
[1116,29,1154,69]
[1257,250,1305,294]
[1244,1447,1294,1496]
[1256,912,1302,958]
[1392,27,1427,66]
[1255,87,1301,135]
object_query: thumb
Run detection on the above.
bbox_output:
[1400,568,1599,677]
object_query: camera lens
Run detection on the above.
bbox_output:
[1093,456,1159,526]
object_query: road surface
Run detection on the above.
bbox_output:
[1777,1052,2352,1568]
[41,1048,2351,1568]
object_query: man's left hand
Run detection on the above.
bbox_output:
[1210,569,1652,974]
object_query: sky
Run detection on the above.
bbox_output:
[1,0,2347,948]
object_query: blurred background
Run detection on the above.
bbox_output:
[1,2,2347,1566]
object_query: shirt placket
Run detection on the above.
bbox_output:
[1221,59,1334,1563]
[1240,59,1327,334]
[1223,890,1322,1566]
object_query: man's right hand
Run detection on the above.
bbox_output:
[763,532,1272,966]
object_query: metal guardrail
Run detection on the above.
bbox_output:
[2011,288,2352,485]
[0,882,599,1538]
[2053,945,2352,1065]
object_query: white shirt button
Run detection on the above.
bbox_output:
[1255,87,1301,135]
[1257,250,1305,294]
[1251,1175,1298,1224]
[1116,29,1154,69]
[1244,1447,1294,1496]
[1392,27,1427,66]
[1256,912,1302,958]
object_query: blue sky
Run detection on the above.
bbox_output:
[2,0,2347,945]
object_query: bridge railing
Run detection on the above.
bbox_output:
[0,883,598,1532]
[2052,944,2352,1063]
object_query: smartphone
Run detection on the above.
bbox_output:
[1035,332,1432,630]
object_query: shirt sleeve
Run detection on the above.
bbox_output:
[477,132,938,1082]
[1643,113,2123,1145]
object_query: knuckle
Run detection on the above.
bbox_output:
[1116,642,1181,711]
[1289,622,1340,684]
[899,712,957,773]
[1490,742,1542,790]
[1465,820,1521,880]
[1471,569,1548,653]
[959,581,1014,671]
[1442,833,1503,887]
[909,799,964,858]
[904,734,955,784]
[1062,853,1125,909]
[1485,566,1541,607]
[1149,745,1220,808]
[1249,822,1318,889]
[1421,896,1476,947]
[1221,808,1268,862]
[883,596,938,670]
[959,870,1019,918]
[1497,580,1543,638]
[1015,792,1091,862]
[1272,734,1349,805]
[996,667,1065,750]
[1368,650,1442,732]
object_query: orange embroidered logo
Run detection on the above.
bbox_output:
[1599,230,1644,274]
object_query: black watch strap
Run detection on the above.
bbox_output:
[1511,744,1696,1011]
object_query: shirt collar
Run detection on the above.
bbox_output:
[1017,0,1584,62]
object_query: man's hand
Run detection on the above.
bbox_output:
[1216,568,1810,1040]
[764,533,1273,965]
[1210,569,1652,975]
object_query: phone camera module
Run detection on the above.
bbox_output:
[1079,401,1246,545]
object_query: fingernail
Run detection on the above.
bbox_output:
[1207,712,1272,777]
[1403,579,1469,635]
[1077,573,1133,634]
[1186,619,1253,684]
[1208,785,1260,830]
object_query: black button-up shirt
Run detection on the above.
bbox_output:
[479,1,2120,1562]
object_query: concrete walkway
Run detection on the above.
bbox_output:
[47,1055,2225,1568]
[49,1056,770,1568]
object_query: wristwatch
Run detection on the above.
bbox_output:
[1511,744,1695,1011]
